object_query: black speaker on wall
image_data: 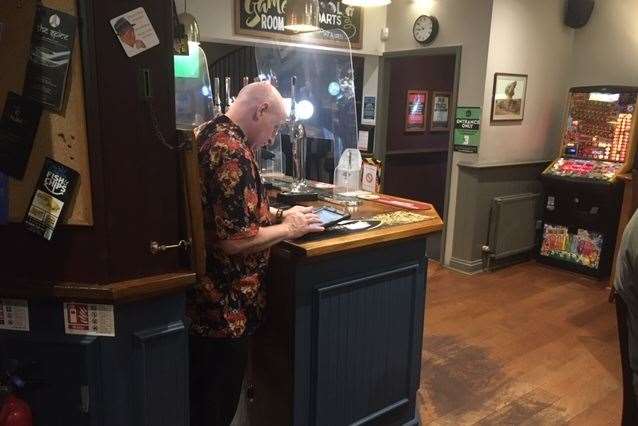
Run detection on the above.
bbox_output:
[565,0,595,28]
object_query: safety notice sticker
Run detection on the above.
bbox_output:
[0,299,30,332]
[63,302,115,337]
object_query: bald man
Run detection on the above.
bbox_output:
[186,82,323,426]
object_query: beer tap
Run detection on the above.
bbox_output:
[288,76,308,192]
[271,76,319,203]
[212,77,222,117]
[224,77,233,113]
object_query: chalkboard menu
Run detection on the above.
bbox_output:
[235,0,363,49]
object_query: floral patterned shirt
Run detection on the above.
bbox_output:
[186,115,271,338]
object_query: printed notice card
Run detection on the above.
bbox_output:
[110,8,160,58]
[0,299,30,332]
[24,157,78,240]
[0,92,42,179]
[453,107,481,153]
[23,6,77,112]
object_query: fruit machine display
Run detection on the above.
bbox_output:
[539,86,638,278]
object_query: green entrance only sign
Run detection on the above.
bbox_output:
[454,107,481,153]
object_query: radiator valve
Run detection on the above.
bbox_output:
[481,245,491,253]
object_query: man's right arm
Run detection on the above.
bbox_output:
[203,141,323,257]
[217,211,324,256]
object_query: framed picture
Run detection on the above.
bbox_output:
[491,73,528,121]
[358,124,375,153]
[430,91,451,131]
[405,89,428,132]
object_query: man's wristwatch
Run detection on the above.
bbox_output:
[275,208,285,224]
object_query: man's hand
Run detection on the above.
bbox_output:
[283,208,324,239]
[282,205,313,219]
[219,206,324,255]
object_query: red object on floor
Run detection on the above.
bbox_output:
[0,395,32,426]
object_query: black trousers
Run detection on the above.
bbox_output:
[615,295,638,426]
[189,335,249,426]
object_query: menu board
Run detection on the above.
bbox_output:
[235,0,363,49]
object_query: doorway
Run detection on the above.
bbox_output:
[378,48,460,261]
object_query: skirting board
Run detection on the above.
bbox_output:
[448,257,483,275]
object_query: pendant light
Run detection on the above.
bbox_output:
[284,0,320,33]
[178,0,200,44]
[342,0,392,6]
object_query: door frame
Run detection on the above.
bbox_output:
[375,46,462,263]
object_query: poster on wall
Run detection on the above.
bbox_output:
[235,0,363,49]
[430,91,451,132]
[362,95,376,125]
[22,6,76,113]
[453,107,481,153]
[405,90,427,132]
[0,92,42,179]
[24,157,79,241]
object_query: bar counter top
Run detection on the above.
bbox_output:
[277,197,443,258]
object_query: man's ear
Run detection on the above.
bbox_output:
[257,102,270,118]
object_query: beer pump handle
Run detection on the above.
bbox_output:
[225,77,232,112]
[213,77,222,116]
[290,76,297,122]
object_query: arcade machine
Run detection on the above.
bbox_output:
[539,86,638,278]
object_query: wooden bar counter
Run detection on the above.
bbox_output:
[246,188,443,426]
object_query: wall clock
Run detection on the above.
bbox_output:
[413,15,439,45]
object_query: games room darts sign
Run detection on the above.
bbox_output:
[235,0,363,49]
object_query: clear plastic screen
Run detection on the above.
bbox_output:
[175,42,215,131]
[254,29,358,182]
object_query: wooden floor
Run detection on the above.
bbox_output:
[419,261,621,425]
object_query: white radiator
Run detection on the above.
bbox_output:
[483,193,541,270]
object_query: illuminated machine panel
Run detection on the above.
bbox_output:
[545,87,638,182]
